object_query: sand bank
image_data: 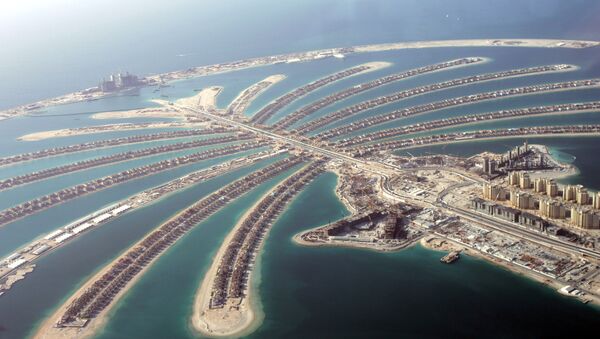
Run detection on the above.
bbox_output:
[175,86,223,111]
[18,122,206,141]
[227,74,286,117]
[91,105,188,120]
[2,38,598,121]
[191,166,309,337]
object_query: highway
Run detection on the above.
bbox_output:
[178,103,600,262]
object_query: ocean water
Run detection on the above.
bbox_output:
[0,153,284,339]
[95,173,600,339]
[2,0,600,338]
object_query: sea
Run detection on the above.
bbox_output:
[1,0,600,338]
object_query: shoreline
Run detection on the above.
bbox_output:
[191,165,310,338]
[419,235,600,306]
[391,131,600,154]
[3,38,597,121]
[31,151,273,339]
[328,80,598,139]
[18,122,205,141]
[227,74,287,117]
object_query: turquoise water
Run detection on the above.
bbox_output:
[0,148,268,258]
[2,1,600,337]
[0,154,282,339]
[95,173,600,338]
[96,160,305,339]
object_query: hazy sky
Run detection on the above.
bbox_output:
[1,0,599,109]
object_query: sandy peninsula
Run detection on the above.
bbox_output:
[18,122,207,141]
[175,86,223,111]
[227,74,287,117]
[190,168,303,337]
[91,105,189,120]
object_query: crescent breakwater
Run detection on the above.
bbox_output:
[42,156,306,337]
[350,125,600,154]
[312,78,600,139]
[0,140,268,228]
[0,149,281,302]
[0,133,254,191]
[271,57,485,130]
[0,128,232,167]
[1,39,598,121]
[194,159,327,337]
[250,62,390,125]
[294,64,577,136]
[336,102,600,148]
[226,75,287,117]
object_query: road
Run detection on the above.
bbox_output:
[178,103,600,261]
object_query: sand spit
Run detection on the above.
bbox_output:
[91,105,189,120]
[18,122,207,141]
[175,87,223,112]
[227,74,287,117]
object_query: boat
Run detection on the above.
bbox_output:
[440,251,460,264]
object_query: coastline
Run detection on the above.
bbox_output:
[3,39,596,121]
[419,235,600,306]
[191,165,310,338]
[392,131,600,154]
[18,122,205,141]
[227,74,287,117]
[175,86,223,111]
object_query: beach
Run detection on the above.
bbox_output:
[175,86,223,111]
[227,74,287,117]
[18,122,206,141]
[190,165,310,337]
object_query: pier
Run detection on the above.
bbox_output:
[227,75,286,117]
[350,125,600,154]
[207,159,326,310]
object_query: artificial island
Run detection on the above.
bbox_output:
[0,38,599,338]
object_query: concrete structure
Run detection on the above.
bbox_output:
[547,180,559,197]
[483,183,506,201]
[510,190,535,209]
[518,212,548,231]
[576,186,589,205]
[570,207,600,229]
[593,192,600,209]
[563,185,577,201]
[539,199,566,219]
